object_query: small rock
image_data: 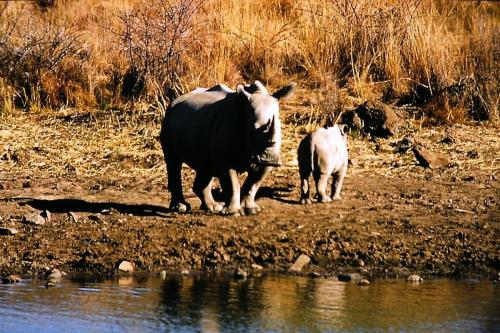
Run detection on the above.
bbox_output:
[2,275,21,284]
[358,279,370,286]
[466,150,479,159]
[251,264,263,271]
[0,227,19,236]
[181,269,190,275]
[370,232,381,237]
[412,145,449,169]
[356,259,365,267]
[101,209,111,215]
[289,254,311,272]
[440,135,455,144]
[338,273,363,282]
[407,274,424,283]
[118,260,134,273]
[234,268,248,279]
[68,212,79,223]
[46,269,63,282]
[159,270,167,280]
[46,281,56,288]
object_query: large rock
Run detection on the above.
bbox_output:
[412,145,450,169]
[289,254,311,272]
[342,101,404,138]
[23,210,51,225]
[0,227,19,235]
[118,260,134,273]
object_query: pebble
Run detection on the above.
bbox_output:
[159,270,167,279]
[181,269,190,275]
[289,254,311,272]
[118,260,134,273]
[68,212,79,223]
[234,268,248,279]
[407,274,424,283]
[358,279,370,286]
[251,264,263,271]
[46,281,56,288]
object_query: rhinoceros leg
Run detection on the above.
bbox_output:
[241,165,272,214]
[331,167,346,200]
[314,171,332,203]
[166,156,190,212]
[193,171,223,212]
[220,169,241,216]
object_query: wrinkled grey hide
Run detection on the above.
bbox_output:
[160,81,296,215]
[298,124,348,204]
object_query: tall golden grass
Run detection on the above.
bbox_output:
[0,0,498,122]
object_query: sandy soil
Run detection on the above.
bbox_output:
[0,104,498,279]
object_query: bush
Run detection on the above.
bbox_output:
[116,0,206,101]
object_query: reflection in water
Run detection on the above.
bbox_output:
[0,275,498,333]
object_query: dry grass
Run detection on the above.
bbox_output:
[0,0,498,123]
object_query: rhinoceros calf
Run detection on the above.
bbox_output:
[297,124,348,204]
[160,81,296,215]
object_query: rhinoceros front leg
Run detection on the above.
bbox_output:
[241,165,272,215]
[220,168,241,216]
[166,157,190,212]
[193,171,223,212]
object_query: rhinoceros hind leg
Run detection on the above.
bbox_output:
[331,168,346,201]
[166,155,190,212]
[194,172,223,212]
[299,174,312,205]
[314,172,332,203]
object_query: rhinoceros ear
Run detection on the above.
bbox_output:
[237,84,252,100]
[272,82,297,100]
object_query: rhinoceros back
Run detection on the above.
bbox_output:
[161,90,248,172]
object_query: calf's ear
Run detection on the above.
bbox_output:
[272,82,297,100]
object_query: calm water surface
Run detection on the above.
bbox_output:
[0,274,498,333]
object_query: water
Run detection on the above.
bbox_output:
[0,275,498,333]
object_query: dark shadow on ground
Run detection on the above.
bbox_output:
[256,186,298,205]
[18,198,171,217]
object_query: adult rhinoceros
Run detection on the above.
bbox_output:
[160,80,296,215]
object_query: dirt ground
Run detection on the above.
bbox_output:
[0,101,499,279]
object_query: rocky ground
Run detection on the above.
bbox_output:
[0,99,498,280]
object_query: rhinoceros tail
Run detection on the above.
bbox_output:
[310,137,315,172]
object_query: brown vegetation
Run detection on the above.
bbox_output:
[0,0,498,123]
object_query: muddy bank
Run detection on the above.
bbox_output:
[0,112,499,279]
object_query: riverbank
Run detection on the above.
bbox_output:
[0,109,499,279]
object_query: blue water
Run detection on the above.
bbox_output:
[0,275,498,333]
